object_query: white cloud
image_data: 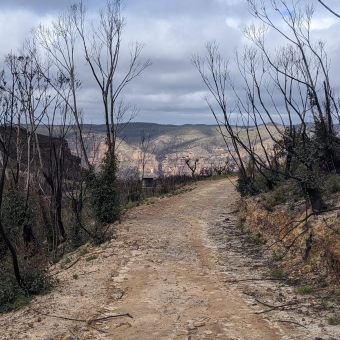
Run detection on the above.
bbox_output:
[225,17,241,30]
[0,10,39,53]
[311,17,338,31]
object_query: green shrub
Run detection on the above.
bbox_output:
[85,255,98,262]
[236,217,246,231]
[0,273,22,313]
[87,154,121,225]
[0,260,50,313]
[253,232,264,245]
[78,247,89,256]
[294,284,314,295]
[270,268,286,279]
[319,299,330,310]
[323,174,340,194]
[63,202,90,250]
[262,181,303,211]
[2,188,36,242]
[262,188,286,211]
[236,174,259,197]
[272,252,284,262]
[328,315,340,326]
[22,266,53,295]
[0,290,31,314]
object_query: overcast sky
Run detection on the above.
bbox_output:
[0,0,339,125]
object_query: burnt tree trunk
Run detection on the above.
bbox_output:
[306,187,327,212]
[0,220,24,290]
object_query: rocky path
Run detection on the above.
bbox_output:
[0,179,312,339]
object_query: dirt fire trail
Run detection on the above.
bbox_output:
[0,180,309,339]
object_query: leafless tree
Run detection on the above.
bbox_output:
[194,0,340,211]
[37,10,91,169]
[185,157,199,178]
[213,159,231,176]
[5,47,51,203]
[72,0,151,160]
[138,132,154,179]
[41,96,72,249]
[192,43,249,181]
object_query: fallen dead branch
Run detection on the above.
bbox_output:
[255,302,300,314]
[64,257,81,270]
[31,309,85,323]
[242,293,300,314]
[276,319,308,329]
[88,313,133,324]
[253,298,298,310]
[32,309,133,325]
[226,278,286,283]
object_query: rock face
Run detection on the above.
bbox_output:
[0,127,81,179]
[89,137,232,177]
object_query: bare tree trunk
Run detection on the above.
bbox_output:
[0,220,24,289]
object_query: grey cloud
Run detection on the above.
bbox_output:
[0,0,339,125]
[0,0,101,13]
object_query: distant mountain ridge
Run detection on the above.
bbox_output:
[81,123,227,176]
[34,122,281,177]
[76,122,221,145]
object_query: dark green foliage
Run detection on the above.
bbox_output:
[0,190,52,312]
[295,284,314,295]
[2,189,36,243]
[0,237,6,260]
[0,281,31,314]
[236,217,246,231]
[313,119,340,172]
[262,191,286,211]
[85,255,98,262]
[0,259,51,313]
[65,199,90,250]
[68,226,88,249]
[236,169,281,197]
[0,271,24,313]
[87,153,121,225]
[272,252,284,262]
[270,268,286,279]
[261,180,303,211]
[323,174,340,194]
[236,173,259,197]
[21,266,53,295]
[328,315,340,326]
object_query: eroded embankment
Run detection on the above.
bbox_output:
[225,195,340,338]
[240,197,340,283]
